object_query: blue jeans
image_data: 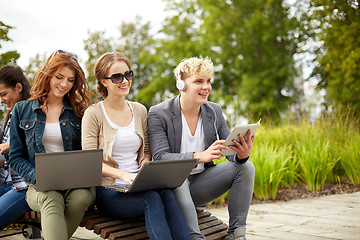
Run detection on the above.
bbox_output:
[0,182,30,230]
[96,187,190,240]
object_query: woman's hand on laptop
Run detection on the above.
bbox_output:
[119,171,137,184]
[193,140,228,163]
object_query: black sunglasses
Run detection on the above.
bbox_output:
[105,70,134,84]
[56,49,79,60]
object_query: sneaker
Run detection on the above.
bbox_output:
[224,226,246,240]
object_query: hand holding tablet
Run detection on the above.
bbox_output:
[221,118,261,156]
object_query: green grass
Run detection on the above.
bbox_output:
[339,134,360,186]
[252,144,294,200]
[210,108,360,203]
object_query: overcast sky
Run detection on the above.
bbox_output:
[1,0,168,68]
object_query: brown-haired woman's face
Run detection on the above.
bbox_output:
[101,61,132,98]
[0,83,23,111]
[48,67,75,100]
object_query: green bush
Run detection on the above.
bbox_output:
[209,108,359,204]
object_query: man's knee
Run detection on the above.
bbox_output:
[242,161,255,178]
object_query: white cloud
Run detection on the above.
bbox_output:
[0,0,167,67]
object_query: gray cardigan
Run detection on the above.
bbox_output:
[148,95,247,167]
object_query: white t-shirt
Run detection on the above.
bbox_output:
[100,101,141,185]
[42,123,64,153]
[180,112,206,175]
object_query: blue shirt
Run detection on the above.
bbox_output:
[8,99,82,183]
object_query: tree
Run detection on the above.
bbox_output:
[117,16,155,102]
[136,0,211,107]
[83,30,113,93]
[0,21,20,66]
[23,52,47,84]
[83,17,154,103]
[198,0,307,122]
[137,0,308,123]
[310,0,360,115]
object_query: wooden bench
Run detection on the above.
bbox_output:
[0,212,42,239]
[11,208,228,239]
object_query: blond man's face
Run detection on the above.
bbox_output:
[181,75,212,105]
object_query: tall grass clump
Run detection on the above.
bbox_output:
[295,138,339,191]
[339,134,360,186]
[251,143,294,200]
[314,108,360,185]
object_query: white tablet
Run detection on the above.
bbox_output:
[221,119,261,156]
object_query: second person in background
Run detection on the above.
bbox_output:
[0,65,31,230]
[81,51,190,240]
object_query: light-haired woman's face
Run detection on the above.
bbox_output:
[48,67,75,100]
[0,83,23,111]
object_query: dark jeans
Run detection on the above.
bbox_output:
[96,187,190,240]
[0,182,30,230]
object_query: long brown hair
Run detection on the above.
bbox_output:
[30,51,91,116]
[0,65,31,140]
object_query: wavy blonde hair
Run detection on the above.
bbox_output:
[174,56,214,81]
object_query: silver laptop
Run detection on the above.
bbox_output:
[105,159,199,193]
[35,149,103,192]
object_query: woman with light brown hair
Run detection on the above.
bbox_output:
[9,50,95,240]
[82,51,190,240]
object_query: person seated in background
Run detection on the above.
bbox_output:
[82,51,191,240]
[0,65,31,230]
[8,50,95,240]
[148,57,255,240]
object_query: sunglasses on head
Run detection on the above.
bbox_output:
[56,49,79,60]
[105,70,134,84]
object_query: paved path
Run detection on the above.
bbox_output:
[208,192,360,240]
[1,192,359,239]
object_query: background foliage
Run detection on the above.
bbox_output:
[1,0,359,201]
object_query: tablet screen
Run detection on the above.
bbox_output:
[221,119,261,156]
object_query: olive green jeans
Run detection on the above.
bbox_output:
[26,185,95,240]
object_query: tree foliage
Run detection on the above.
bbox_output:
[310,0,360,115]
[136,0,209,107]
[83,16,153,102]
[136,0,307,123]
[83,30,113,93]
[198,0,307,122]
[0,21,20,66]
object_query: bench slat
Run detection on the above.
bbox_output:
[100,221,145,239]
[201,223,228,236]
[94,218,141,234]
[108,226,147,240]
[85,217,114,230]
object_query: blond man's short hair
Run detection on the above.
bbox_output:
[174,57,214,81]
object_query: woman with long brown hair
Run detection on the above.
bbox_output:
[82,51,190,240]
[0,65,31,230]
[8,50,95,240]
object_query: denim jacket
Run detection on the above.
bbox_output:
[8,99,82,183]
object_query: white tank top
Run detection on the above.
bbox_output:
[100,101,141,185]
[42,122,64,153]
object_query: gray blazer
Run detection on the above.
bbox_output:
[148,95,247,167]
